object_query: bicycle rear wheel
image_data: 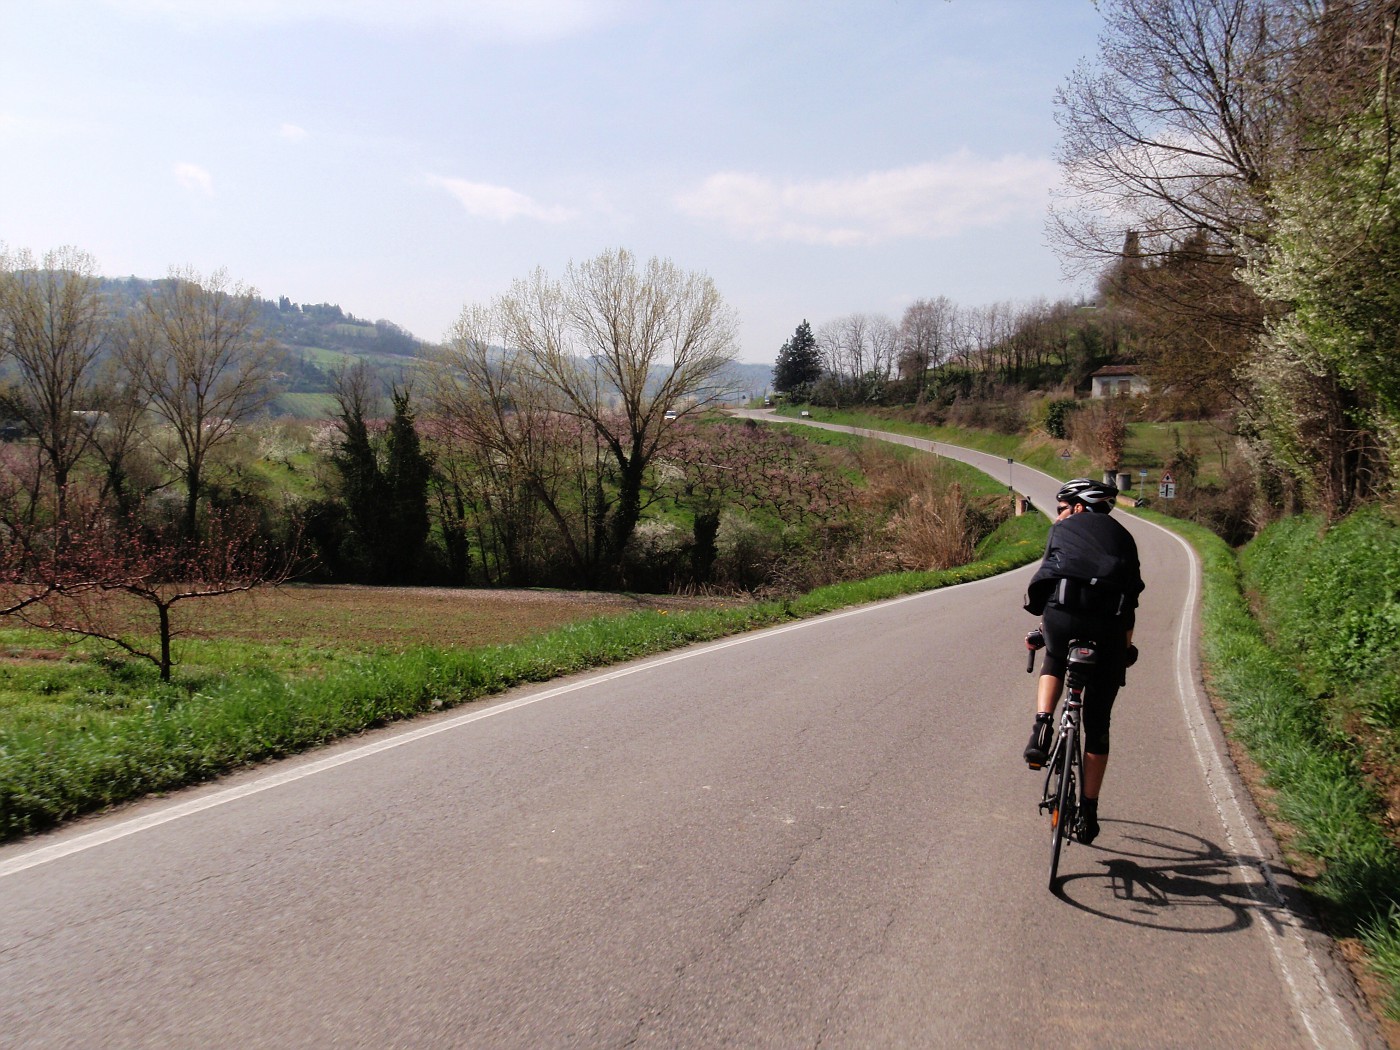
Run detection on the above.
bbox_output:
[1047,726,1079,889]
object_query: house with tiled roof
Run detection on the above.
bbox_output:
[1090,364,1149,398]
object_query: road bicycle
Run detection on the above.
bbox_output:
[1025,631,1099,889]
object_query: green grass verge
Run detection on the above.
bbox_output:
[776,405,1099,485]
[776,405,1235,495]
[1158,510,1400,1019]
[0,511,1048,842]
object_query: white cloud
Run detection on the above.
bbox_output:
[426,175,574,224]
[675,152,1060,246]
[174,162,214,196]
[279,123,308,141]
[101,0,625,40]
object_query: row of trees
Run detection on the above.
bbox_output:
[4,246,885,676]
[773,295,1116,408]
[0,248,276,536]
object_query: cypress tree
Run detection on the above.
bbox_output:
[772,320,822,394]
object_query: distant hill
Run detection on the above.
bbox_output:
[720,361,777,400]
[100,278,430,418]
[88,278,774,420]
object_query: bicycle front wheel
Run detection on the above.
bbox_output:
[1047,727,1078,889]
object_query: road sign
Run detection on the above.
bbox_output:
[1159,481,1177,499]
[1161,471,1174,484]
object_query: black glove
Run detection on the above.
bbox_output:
[1124,644,1138,668]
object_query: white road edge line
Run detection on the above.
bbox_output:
[1152,523,1364,1050]
[0,575,1001,880]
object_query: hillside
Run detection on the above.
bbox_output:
[98,278,430,418]
[96,279,774,420]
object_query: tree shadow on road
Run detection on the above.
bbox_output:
[1051,818,1300,935]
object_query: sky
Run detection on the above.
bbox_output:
[0,0,1107,364]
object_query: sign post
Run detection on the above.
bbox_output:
[1159,471,1176,500]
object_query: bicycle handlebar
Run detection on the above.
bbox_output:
[1025,628,1045,673]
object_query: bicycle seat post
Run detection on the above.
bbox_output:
[1065,640,1098,700]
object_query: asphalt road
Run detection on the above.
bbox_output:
[0,416,1383,1048]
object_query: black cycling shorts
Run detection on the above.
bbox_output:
[1038,604,1128,755]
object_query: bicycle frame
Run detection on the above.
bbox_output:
[1037,640,1097,889]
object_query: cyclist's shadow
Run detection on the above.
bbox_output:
[1051,819,1296,935]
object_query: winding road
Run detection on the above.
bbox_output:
[0,414,1383,1047]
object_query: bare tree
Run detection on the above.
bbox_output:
[88,359,155,517]
[493,249,739,583]
[868,314,900,391]
[0,480,297,681]
[0,246,107,521]
[1051,0,1291,269]
[897,297,957,395]
[122,268,275,536]
[426,304,600,584]
[960,302,1016,383]
[816,313,898,402]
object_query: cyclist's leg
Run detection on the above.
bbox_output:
[1026,608,1075,765]
[1079,667,1122,844]
[1081,681,1119,793]
[1035,672,1062,715]
[1084,752,1109,797]
[1036,607,1077,714]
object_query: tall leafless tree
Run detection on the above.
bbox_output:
[0,246,108,522]
[897,297,957,395]
[816,313,898,402]
[1050,0,1306,433]
[1051,0,1292,268]
[493,249,739,584]
[426,304,599,584]
[121,268,275,537]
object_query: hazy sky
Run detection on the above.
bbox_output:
[1,1,1105,363]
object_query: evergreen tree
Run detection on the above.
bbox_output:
[331,373,390,580]
[382,387,432,580]
[330,381,433,583]
[772,320,822,394]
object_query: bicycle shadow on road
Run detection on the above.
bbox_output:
[1051,818,1297,935]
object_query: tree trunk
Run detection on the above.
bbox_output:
[606,456,646,585]
[691,508,720,584]
[183,464,201,540]
[158,602,172,682]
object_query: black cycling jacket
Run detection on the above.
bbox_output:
[1024,511,1145,627]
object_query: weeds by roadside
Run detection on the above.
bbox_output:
[1163,511,1400,1021]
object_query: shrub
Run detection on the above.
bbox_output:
[946,395,1027,435]
[714,513,783,591]
[1041,398,1078,440]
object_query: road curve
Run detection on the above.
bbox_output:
[0,416,1383,1048]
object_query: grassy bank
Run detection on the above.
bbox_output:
[0,511,1047,842]
[777,404,1230,495]
[779,405,1089,479]
[1164,509,1400,1019]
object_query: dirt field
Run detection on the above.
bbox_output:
[182,583,737,651]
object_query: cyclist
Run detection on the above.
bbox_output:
[1022,478,1145,845]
